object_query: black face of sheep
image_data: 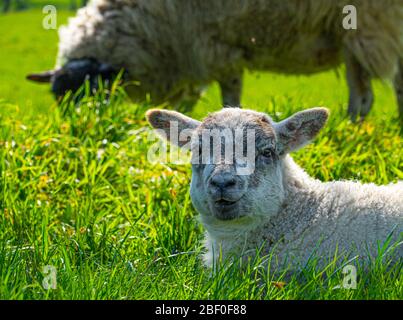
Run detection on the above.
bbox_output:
[27,58,122,102]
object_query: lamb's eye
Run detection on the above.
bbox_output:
[260,149,272,159]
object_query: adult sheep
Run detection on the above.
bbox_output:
[146,107,403,269]
[28,0,403,121]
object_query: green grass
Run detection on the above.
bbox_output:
[0,10,402,299]
[0,8,70,116]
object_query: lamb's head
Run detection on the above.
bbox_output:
[147,107,328,227]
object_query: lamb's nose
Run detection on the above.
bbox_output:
[210,174,237,191]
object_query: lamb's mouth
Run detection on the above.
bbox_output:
[215,199,237,206]
[213,199,240,220]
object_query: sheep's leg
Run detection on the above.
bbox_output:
[344,49,374,121]
[394,59,403,123]
[219,72,243,108]
[175,85,205,113]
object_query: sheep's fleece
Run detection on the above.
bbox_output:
[203,156,403,269]
[56,0,403,109]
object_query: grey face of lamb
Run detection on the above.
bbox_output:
[146,107,329,222]
[188,110,282,221]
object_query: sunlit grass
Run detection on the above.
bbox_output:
[0,9,402,299]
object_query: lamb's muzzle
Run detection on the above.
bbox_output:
[208,168,248,220]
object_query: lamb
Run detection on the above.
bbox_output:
[146,107,403,269]
[27,0,403,121]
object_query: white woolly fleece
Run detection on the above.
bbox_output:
[203,155,403,269]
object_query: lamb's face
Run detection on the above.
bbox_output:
[146,106,328,225]
[189,109,285,221]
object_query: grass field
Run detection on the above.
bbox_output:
[0,9,402,299]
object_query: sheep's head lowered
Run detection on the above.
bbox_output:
[27,57,203,107]
[27,58,122,101]
[147,107,329,226]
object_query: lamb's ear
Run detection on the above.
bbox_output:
[146,109,201,148]
[274,107,329,154]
